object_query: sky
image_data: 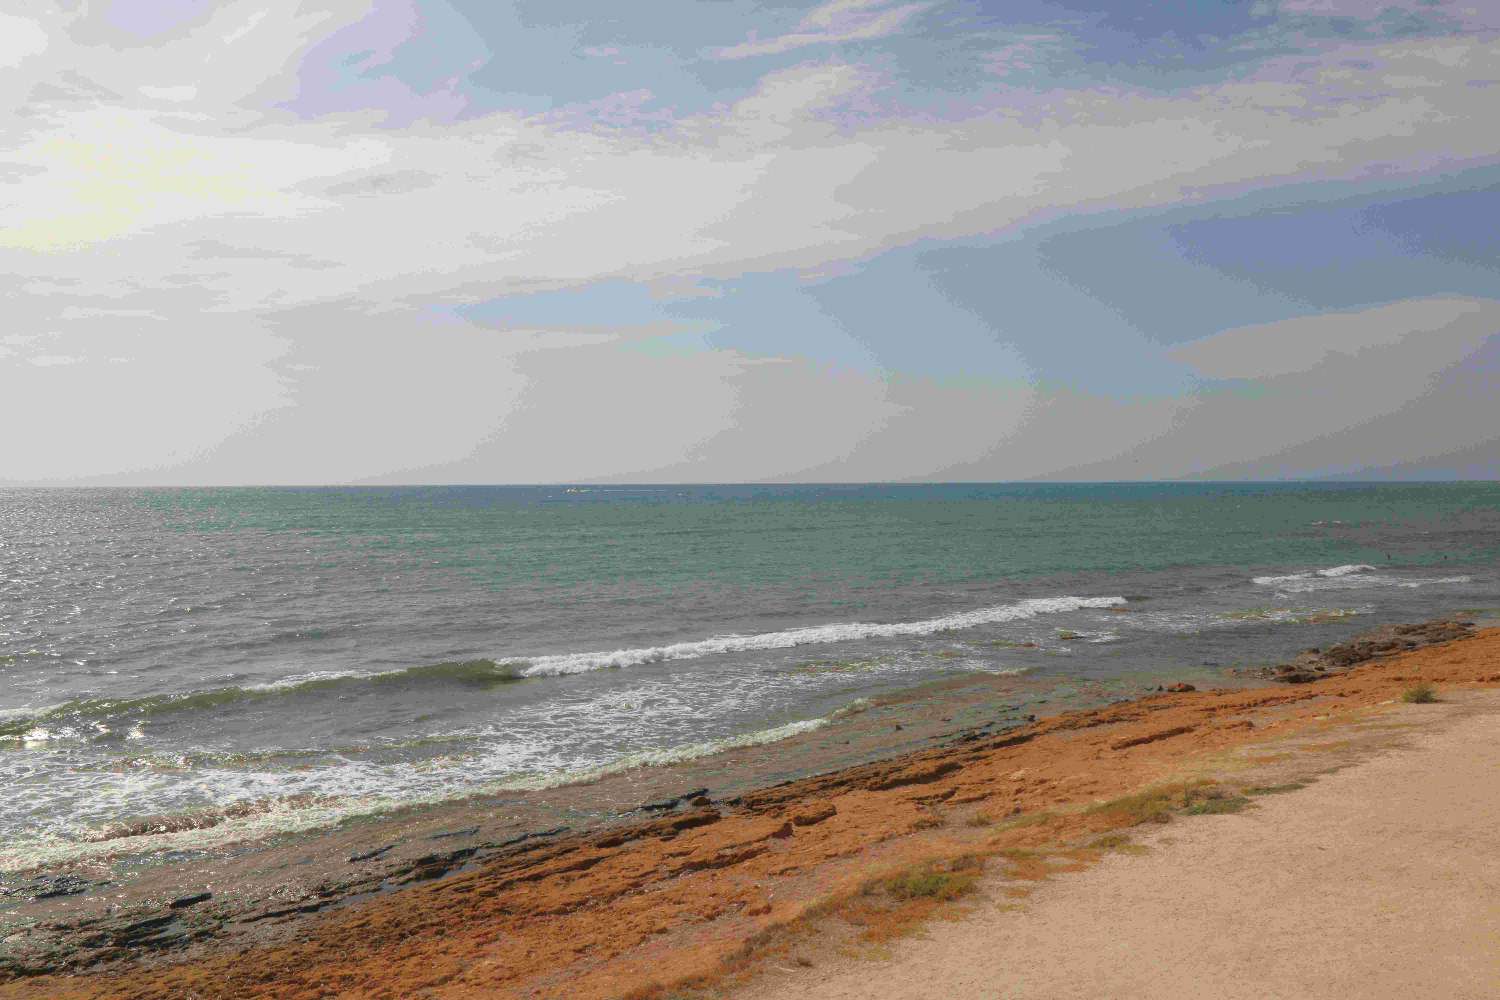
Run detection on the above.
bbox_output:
[1,0,1497,484]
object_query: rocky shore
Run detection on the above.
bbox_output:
[1239,618,1475,683]
[2,619,1497,1000]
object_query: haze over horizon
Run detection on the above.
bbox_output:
[3,1,1498,485]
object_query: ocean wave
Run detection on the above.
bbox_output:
[519,595,1127,677]
[81,792,336,844]
[1252,564,1471,593]
[0,660,528,739]
[491,717,832,792]
[0,595,1121,737]
[1252,564,1376,585]
[0,713,837,871]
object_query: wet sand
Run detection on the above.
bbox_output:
[1,624,1497,999]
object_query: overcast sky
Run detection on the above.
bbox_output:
[2,0,1497,484]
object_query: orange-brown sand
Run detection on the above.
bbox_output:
[3,628,1498,1000]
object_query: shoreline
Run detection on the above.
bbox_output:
[2,619,1497,998]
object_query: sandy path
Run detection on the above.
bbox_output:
[744,701,1500,1000]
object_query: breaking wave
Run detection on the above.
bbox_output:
[1252,564,1471,594]
[519,595,1127,677]
[492,717,833,791]
[1,595,1123,739]
[2,713,842,870]
[0,660,528,740]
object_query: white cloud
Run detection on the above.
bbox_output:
[139,84,199,102]
[717,0,928,60]
[1170,298,1497,379]
[2,4,1498,482]
[0,319,292,482]
[999,298,1500,482]
[0,14,48,69]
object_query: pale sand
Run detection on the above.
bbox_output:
[744,698,1500,1000]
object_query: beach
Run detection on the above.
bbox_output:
[2,620,1497,999]
[8,3,1496,993]
[744,687,1500,1000]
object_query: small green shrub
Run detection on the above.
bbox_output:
[1183,793,1251,816]
[1401,683,1437,704]
[877,861,981,901]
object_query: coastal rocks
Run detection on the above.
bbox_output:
[0,874,105,902]
[10,625,1500,999]
[864,760,962,792]
[595,809,721,849]
[1110,725,1195,751]
[792,803,837,827]
[639,789,710,813]
[168,893,212,910]
[1252,620,1476,684]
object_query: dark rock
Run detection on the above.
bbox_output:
[168,892,212,910]
[18,874,97,901]
[348,843,396,863]
[638,788,709,812]
[1240,619,1476,685]
[396,846,480,884]
[493,826,568,851]
[427,826,480,840]
[638,798,681,812]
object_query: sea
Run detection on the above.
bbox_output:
[2,483,1497,871]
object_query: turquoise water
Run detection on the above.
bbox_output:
[2,483,1496,867]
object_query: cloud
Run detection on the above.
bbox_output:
[139,84,198,102]
[0,14,49,68]
[717,0,928,60]
[2,3,1498,483]
[1170,298,1494,379]
[1001,297,1500,481]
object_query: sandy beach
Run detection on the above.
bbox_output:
[743,688,1500,1000]
[2,622,1497,999]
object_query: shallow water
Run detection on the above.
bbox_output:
[2,483,1497,868]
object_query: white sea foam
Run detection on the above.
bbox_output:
[0,714,837,871]
[493,717,832,791]
[831,697,873,719]
[1316,563,1378,578]
[1253,564,1471,593]
[519,595,1126,677]
[242,670,368,692]
[1252,564,1376,585]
